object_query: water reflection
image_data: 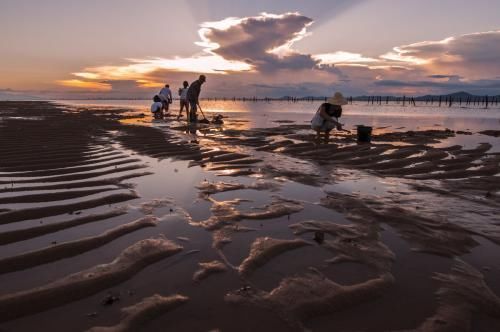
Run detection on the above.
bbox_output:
[58,100,500,155]
[60,99,500,130]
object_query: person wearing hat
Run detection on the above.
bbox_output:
[186,75,206,123]
[311,92,347,143]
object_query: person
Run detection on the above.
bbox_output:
[158,84,173,113]
[186,75,206,123]
[177,81,189,120]
[311,92,347,143]
[151,95,164,119]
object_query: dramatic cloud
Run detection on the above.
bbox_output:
[60,12,318,91]
[199,12,317,71]
[330,30,500,95]
[57,12,500,97]
[380,30,500,78]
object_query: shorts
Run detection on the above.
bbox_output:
[311,121,335,132]
[162,100,169,111]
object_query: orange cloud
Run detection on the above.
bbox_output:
[57,79,111,91]
[56,10,500,97]
[57,12,315,91]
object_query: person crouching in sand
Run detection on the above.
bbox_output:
[151,95,164,119]
[311,92,347,143]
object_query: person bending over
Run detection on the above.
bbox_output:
[311,92,347,143]
[159,84,173,113]
[186,75,206,123]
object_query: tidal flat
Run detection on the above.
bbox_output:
[0,100,499,331]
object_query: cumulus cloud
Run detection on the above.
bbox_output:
[380,30,500,78]
[332,30,500,94]
[61,12,319,91]
[199,12,317,71]
[57,12,500,97]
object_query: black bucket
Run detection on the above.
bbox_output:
[357,125,372,143]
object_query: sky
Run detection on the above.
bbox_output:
[1,0,499,99]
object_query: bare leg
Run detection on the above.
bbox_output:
[161,101,167,118]
[324,130,332,144]
[315,130,321,144]
[178,102,184,120]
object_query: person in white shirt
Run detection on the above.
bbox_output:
[151,95,164,119]
[177,81,189,120]
[158,84,172,112]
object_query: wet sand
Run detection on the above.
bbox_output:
[0,101,499,331]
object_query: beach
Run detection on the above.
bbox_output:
[1,100,500,331]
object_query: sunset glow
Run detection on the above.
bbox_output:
[57,79,111,91]
[73,55,253,82]
[2,3,500,332]
[1,1,499,98]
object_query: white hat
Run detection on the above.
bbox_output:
[327,92,348,106]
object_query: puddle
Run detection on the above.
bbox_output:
[1,101,499,331]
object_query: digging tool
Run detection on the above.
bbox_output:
[197,103,210,124]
